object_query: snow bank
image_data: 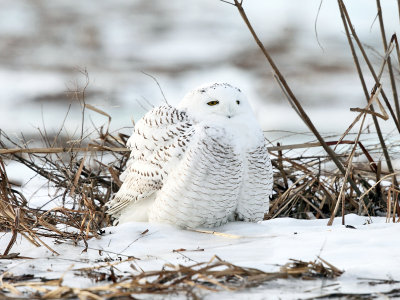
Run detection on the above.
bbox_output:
[1,215,399,298]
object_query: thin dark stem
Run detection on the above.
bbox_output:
[376,0,400,122]
[78,68,89,142]
[277,142,289,189]
[219,0,235,5]
[230,0,362,196]
[398,0,400,24]
[314,0,325,52]
[342,183,345,225]
[141,71,169,106]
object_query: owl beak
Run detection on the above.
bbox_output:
[226,103,235,119]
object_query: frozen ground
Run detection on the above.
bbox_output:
[1,214,399,299]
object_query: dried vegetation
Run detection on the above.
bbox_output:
[0,256,342,299]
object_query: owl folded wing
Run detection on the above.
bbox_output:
[106,105,194,217]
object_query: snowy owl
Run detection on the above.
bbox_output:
[106,82,273,228]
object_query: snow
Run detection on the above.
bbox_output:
[1,215,400,298]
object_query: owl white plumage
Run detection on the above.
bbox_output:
[106,82,273,228]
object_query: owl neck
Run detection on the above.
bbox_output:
[198,114,264,152]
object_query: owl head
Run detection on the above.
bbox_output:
[177,82,255,123]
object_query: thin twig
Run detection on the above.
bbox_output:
[0,147,130,155]
[141,71,169,106]
[314,0,325,52]
[398,0,400,24]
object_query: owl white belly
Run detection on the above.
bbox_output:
[148,124,257,228]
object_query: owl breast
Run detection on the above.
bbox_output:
[148,124,266,228]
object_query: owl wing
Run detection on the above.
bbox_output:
[106,105,193,218]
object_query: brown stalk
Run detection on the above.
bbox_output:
[398,0,400,23]
[0,141,371,155]
[3,208,20,256]
[376,0,400,121]
[394,191,399,223]
[271,178,313,219]
[392,34,400,67]
[0,146,130,155]
[349,107,387,120]
[277,142,288,189]
[229,0,361,196]
[108,166,123,187]
[386,188,392,223]
[69,154,87,197]
[299,195,326,218]
[334,85,386,151]
[328,91,375,225]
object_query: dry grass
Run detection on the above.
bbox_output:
[0,77,131,253]
[0,256,342,299]
[228,0,400,225]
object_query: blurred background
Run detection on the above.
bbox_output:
[0,0,399,143]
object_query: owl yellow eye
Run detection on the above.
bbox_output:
[207,100,219,106]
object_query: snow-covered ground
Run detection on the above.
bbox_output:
[1,215,399,299]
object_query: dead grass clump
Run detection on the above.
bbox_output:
[0,155,102,256]
[267,137,400,223]
[280,256,343,279]
[224,0,400,224]
[0,72,132,253]
[0,256,342,299]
